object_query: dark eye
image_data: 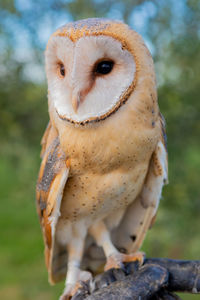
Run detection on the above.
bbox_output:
[95,60,114,75]
[59,63,65,77]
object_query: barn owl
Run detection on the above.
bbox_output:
[36,18,168,300]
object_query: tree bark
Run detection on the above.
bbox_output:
[72,258,200,300]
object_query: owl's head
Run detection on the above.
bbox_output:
[45,18,156,126]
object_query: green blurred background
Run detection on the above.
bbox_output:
[0,0,199,299]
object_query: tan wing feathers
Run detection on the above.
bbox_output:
[40,122,51,158]
[131,139,168,252]
[36,122,69,271]
[159,112,167,153]
[112,137,168,254]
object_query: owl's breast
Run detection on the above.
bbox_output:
[57,106,160,224]
[60,159,149,225]
[59,120,159,176]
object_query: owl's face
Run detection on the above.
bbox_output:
[45,34,136,124]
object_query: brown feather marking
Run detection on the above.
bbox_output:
[41,122,51,158]
[39,195,47,217]
[43,212,52,248]
[36,124,68,269]
[36,135,66,218]
[37,137,61,192]
[149,213,157,229]
[159,112,167,152]
[45,246,51,269]
[152,151,163,177]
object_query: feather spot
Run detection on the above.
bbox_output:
[130,235,137,242]
[118,247,127,254]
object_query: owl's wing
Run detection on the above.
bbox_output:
[112,113,168,253]
[40,121,51,158]
[36,122,69,283]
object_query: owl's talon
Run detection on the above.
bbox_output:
[59,295,71,300]
[104,251,145,271]
[59,282,83,300]
[60,271,93,300]
[59,285,73,300]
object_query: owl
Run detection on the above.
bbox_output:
[36,18,168,300]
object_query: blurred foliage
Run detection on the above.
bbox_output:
[0,0,199,299]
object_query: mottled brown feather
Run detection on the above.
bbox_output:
[159,112,167,152]
[36,123,69,271]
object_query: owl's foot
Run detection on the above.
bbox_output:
[104,251,145,271]
[59,284,74,300]
[59,271,92,300]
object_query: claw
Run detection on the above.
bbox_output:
[104,251,145,271]
[60,271,93,300]
[59,295,71,300]
[59,284,74,300]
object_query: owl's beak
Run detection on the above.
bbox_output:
[71,85,91,113]
[71,92,81,113]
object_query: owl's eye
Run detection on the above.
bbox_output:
[95,60,114,75]
[59,63,65,77]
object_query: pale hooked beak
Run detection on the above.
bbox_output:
[71,92,81,113]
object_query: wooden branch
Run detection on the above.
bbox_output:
[145,258,200,294]
[71,258,200,300]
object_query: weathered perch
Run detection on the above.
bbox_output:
[72,258,200,300]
